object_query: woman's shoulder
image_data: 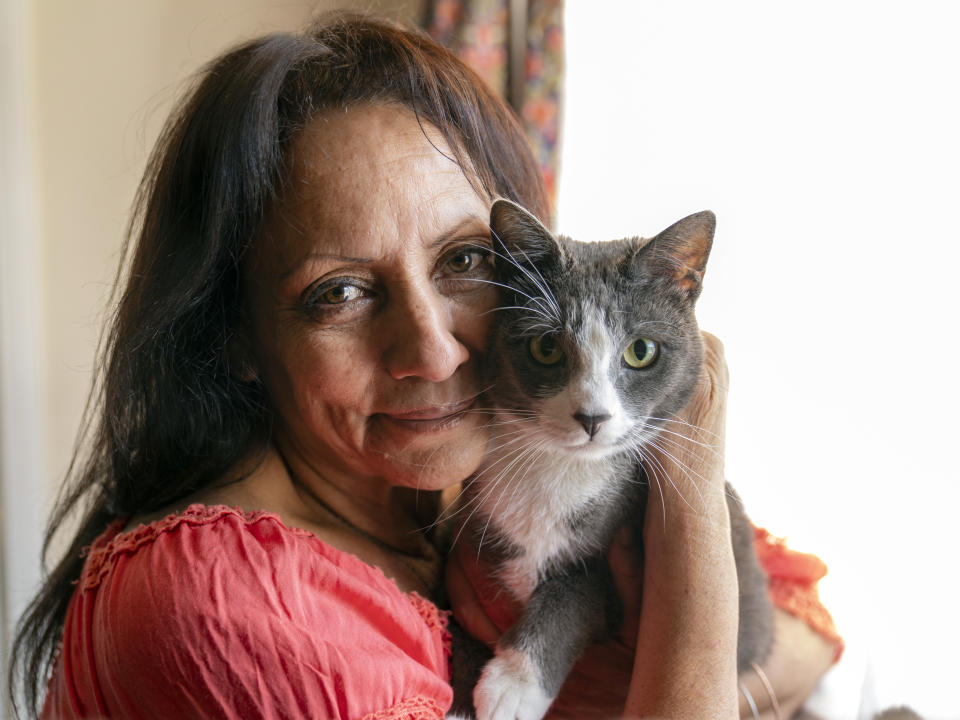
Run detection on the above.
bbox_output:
[54,504,453,719]
[84,503,429,613]
[83,503,308,589]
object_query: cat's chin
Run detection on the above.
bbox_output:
[558,439,622,461]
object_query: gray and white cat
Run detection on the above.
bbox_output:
[449,200,773,720]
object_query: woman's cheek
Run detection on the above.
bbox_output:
[459,287,498,349]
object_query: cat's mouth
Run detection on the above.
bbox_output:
[562,437,622,457]
[545,426,625,457]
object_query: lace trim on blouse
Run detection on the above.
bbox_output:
[76,503,451,639]
[359,695,446,720]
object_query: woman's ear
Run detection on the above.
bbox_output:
[226,330,259,383]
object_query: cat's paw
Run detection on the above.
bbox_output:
[473,648,554,720]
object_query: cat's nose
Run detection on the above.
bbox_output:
[573,412,611,439]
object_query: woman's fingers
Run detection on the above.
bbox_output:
[682,330,729,435]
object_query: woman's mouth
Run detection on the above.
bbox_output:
[379,397,478,433]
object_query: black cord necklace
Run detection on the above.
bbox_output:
[291,476,440,596]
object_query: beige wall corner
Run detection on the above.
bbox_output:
[1,0,47,702]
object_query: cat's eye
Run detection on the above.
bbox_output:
[623,338,659,369]
[529,333,564,365]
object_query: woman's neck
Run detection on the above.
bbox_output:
[248,444,443,595]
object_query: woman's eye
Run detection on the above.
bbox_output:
[442,247,492,276]
[320,284,362,304]
[305,281,368,312]
[623,338,659,369]
[448,252,476,273]
[529,333,565,366]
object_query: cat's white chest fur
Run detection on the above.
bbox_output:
[469,439,616,603]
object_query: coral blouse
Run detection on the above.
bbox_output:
[41,504,842,719]
[41,504,453,720]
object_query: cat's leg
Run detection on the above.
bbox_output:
[448,619,493,719]
[725,482,775,673]
[473,559,615,720]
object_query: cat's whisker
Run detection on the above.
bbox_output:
[482,413,543,431]
[644,437,718,470]
[461,441,544,552]
[632,446,668,529]
[646,415,722,442]
[636,423,721,456]
[466,431,540,483]
[477,443,548,556]
[488,233,562,322]
[484,430,539,453]
[465,405,539,417]
[528,294,562,324]
[513,311,563,336]
[483,421,540,434]
[513,247,562,321]
[626,437,692,504]
[638,444,696,516]
[443,439,542,541]
[423,436,540,533]
[478,304,554,323]
[464,276,556,319]
[643,438,712,511]
[483,430,541,449]
[498,300,558,325]
[522,324,564,338]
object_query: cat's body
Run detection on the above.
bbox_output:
[448,201,773,720]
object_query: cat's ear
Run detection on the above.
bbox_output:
[489,198,563,270]
[643,210,715,298]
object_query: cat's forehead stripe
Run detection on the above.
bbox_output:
[575,308,620,408]
[583,309,612,358]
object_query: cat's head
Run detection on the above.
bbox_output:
[483,199,714,460]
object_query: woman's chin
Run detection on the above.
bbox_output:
[368,412,489,490]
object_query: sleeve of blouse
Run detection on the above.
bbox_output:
[93,512,450,720]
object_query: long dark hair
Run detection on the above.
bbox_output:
[9,13,548,716]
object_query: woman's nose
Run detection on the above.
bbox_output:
[384,284,470,382]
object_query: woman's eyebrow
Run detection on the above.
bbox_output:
[280,215,489,279]
[431,214,490,248]
[279,251,372,281]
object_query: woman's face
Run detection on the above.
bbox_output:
[243,104,497,491]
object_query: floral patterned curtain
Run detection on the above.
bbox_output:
[424,0,564,216]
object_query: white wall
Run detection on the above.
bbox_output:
[557,2,959,718]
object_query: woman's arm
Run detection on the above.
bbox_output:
[622,331,739,719]
[447,332,837,718]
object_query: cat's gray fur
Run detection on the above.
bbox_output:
[449,200,773,720]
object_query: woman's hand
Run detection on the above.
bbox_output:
[623,330,739,718]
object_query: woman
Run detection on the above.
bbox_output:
[11,14,837,719]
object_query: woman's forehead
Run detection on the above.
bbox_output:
[290,104,460,183]
[253,104,490,274]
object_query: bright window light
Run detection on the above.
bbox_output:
[557,2,960,717]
